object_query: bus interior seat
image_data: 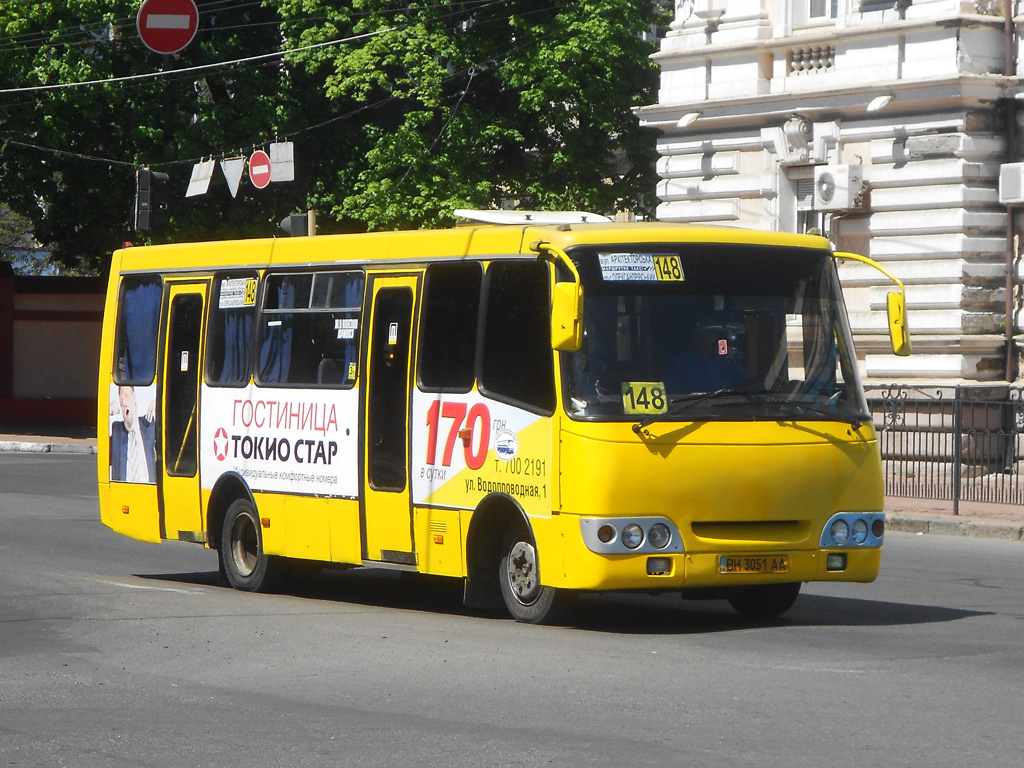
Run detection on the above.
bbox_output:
[317,357,344,385]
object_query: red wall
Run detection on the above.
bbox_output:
[0,266,104,428]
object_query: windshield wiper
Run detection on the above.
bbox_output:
[769,395,867,431]
[633,381,768,434]
[632,383,869,434]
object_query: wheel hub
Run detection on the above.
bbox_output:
[230,513,259,577]
[506,540,540,605]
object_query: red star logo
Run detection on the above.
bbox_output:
[213,427,229,461]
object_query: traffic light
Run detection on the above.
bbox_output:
[279,214,307,236]
[280,210,316,237]
[133,167,169,231]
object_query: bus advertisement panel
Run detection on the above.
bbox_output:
[410,391,553,518]
[199,387,360,498]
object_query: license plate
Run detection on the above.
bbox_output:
[719,554,790,574]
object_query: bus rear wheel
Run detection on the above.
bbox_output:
[498,527,567,624]
[727,583,801,618]
[220,498,277,592]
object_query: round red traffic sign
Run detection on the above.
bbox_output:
[137,0,199,55]
[249,150,272,189]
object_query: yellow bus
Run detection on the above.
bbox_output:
[97,214,910,623]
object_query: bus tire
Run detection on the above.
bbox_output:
[219,498,277,593]
[727,582,801,618]
[498,526,569,624]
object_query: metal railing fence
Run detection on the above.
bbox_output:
[865,385,1024,514]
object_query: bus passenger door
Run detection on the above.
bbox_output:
[159,282,207,542]
[361,276,417,564]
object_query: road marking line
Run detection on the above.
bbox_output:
[92,577,204,595]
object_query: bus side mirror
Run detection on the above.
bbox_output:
[551,281,583,352]
[887,291,912,356]
[834,250,912,358]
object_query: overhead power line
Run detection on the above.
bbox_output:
[0,25,395,96]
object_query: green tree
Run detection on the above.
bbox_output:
[273,0,663,229]
[0,1,297,273]
[0,1,664,273]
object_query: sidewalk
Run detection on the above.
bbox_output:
[0,425,97,455]
[885,496,1024,542]
[1,427,1021,541]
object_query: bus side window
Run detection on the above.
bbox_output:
[206,273,257,386]
[257,270,364,388]
[418,262,482,391]
[113,275,162,384]
[480,261,555,413]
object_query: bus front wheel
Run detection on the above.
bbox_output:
[726,583,801,618]
[220,498,276,592]
[498,527,568,624]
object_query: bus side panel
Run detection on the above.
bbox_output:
[96,254,121,520]
[251,491,286,557]
[97,252,164,544]
[99,482,162,544]
[413,507,464,577]
[329,498,362,565]
[410,391,555,580]
[95,262,119,493]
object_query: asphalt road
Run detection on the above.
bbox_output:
[1,453,1022,767]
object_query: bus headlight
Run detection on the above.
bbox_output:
[852,519,869,544]
[579,517,685,555]
[621,524,644,549]
[819,513,884,549]
[829,519,850,546]
[648,523,672,549]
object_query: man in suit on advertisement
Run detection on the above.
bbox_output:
[110,385,156,483]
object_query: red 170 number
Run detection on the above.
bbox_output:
[425,401,491,471]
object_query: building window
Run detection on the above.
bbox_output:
[809,0,836,19]
[793,0,838,27]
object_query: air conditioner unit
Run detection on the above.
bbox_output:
[999,162,1024,205]
[814,164,863,211]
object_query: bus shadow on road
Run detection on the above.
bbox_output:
[564,592,989,635]
[138,568,988,635]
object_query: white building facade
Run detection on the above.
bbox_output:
[636,0,1023,384]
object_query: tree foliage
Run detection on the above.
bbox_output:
[0,1,663,274]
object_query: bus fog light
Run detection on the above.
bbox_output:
[826,553,847,571]
[647,557,672,576]
[597,524,616,543]
[622,524,644,549]
[852,519,869,544]
[829,519,850,546]
[648,523,671,549]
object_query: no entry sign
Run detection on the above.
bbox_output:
[249,150,272,189]
[137,0,199,55]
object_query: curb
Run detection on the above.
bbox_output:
[0,441,98,455]
[887,514,1024,542]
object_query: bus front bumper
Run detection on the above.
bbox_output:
[543,515,881,591]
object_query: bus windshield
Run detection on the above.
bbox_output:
[562,243,869,425]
